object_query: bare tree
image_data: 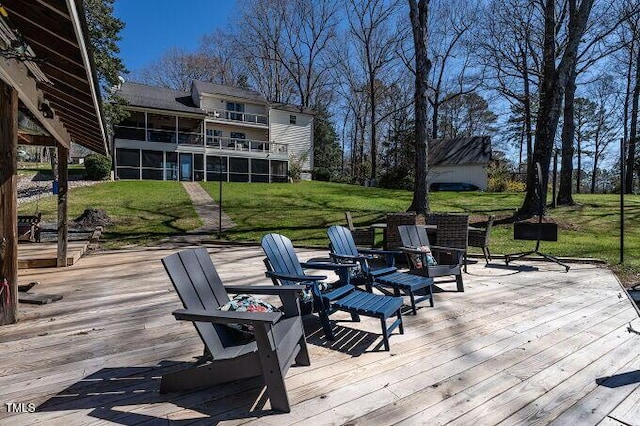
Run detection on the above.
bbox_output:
[347,0,404,180]
[558,0,635,204]
[589,75,620,193]
[426,0,482,139]
[476,0,542,180]
[520,0,595,216]
[235,0,296,103]
[408,0,431,214]
[135,46,221,91]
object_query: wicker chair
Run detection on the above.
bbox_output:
[385,212,425,250]
[345,211,375,248]
[468,215,495,265]
[427,213,469,272]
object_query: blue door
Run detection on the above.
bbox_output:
[179,153,192,181]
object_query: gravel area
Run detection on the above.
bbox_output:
[17,175,101,206]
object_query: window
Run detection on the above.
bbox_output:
[230,132,248,151]
[116,148,140,180]
[116,148,140,167]
[289,114,297,125]
[206,155,227,181]
[147,113,176,143]
[115,111,145,140]
[226,102,245,121]
[271,160,288,183]
[194,154,204,181]
[206,129,222,147]
[229,157,249,182]
[251,159,269,183]
[141,150,163,181]
[165,152,178,180]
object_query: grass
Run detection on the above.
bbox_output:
[200,181,640,280]
[18,181,201,247]
[17,179,640,284]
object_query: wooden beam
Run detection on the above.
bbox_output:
[0,57,72,148]
[0,79,19,325]
[17,133,57,147]
[56,144,68,267]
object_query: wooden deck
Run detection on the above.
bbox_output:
[1,245,639,425]
[18,241,89,269]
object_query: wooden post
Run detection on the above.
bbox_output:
[0,79,18,325]
[56,144,69,267]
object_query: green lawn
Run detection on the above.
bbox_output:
[201,181,640,272]
[17,179,640,279]
[18,181,201,247]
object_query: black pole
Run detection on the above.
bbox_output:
[218,157,223,240]
[620,138,625,264]
[551,150,558,208]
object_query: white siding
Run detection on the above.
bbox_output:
[269,109,313,179]
[429,164,488,190]
[199,94,267,116]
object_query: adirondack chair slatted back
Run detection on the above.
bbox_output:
[327,225,360,257]
[162,248,237,352]
[261,234,307,286]
[398,225,430,269]
[398,225,430,248]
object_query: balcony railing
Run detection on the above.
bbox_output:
[205,109,268,126]
[206,136,287,155]
[113,126,287,155]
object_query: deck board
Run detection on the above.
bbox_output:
[0,245,638,425]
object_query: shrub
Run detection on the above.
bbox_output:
[488,176,525,192]
[84,154,111,180]
[313,167,332,181]
[379,167,413,190]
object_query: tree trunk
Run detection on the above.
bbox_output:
[408,0,431,214]
[519,0,594,216]
[431,100,439,140]
[557,69,577,205]
[591,154,598,193]
[626,44,640,193]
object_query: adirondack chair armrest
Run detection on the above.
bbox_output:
[329,253,370,262]
[224,284,307,295]
[430,245,466,254]
[359,248,402,256]
[301,261,358,271]
[358,248,399,267]
[265,271,327,282]
[398,246,425,255]
[172,308,282,325]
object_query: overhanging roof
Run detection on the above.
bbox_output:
[0,0,107,155]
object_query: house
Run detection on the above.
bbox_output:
[428,136,491,190]
[112,81,314,182]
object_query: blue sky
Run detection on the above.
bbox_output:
[114,0,237,73]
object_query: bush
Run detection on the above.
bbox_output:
[84,154,111,180]
[488,176,525,192]
[313,167,332,181]
[379,167,413,190]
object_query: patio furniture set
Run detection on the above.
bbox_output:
[160,212,494,413]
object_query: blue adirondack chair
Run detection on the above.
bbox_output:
[328,225,434,314]
[261,233,404,351]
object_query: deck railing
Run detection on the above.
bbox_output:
[205,109,268,126]
[206,136,287,154]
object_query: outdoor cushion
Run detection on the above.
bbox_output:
[412,246,438,268]
[219,294,282,337]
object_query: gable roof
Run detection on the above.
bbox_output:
[192,80,266,104]
[118,82,205,115]
[429,136,491,166]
